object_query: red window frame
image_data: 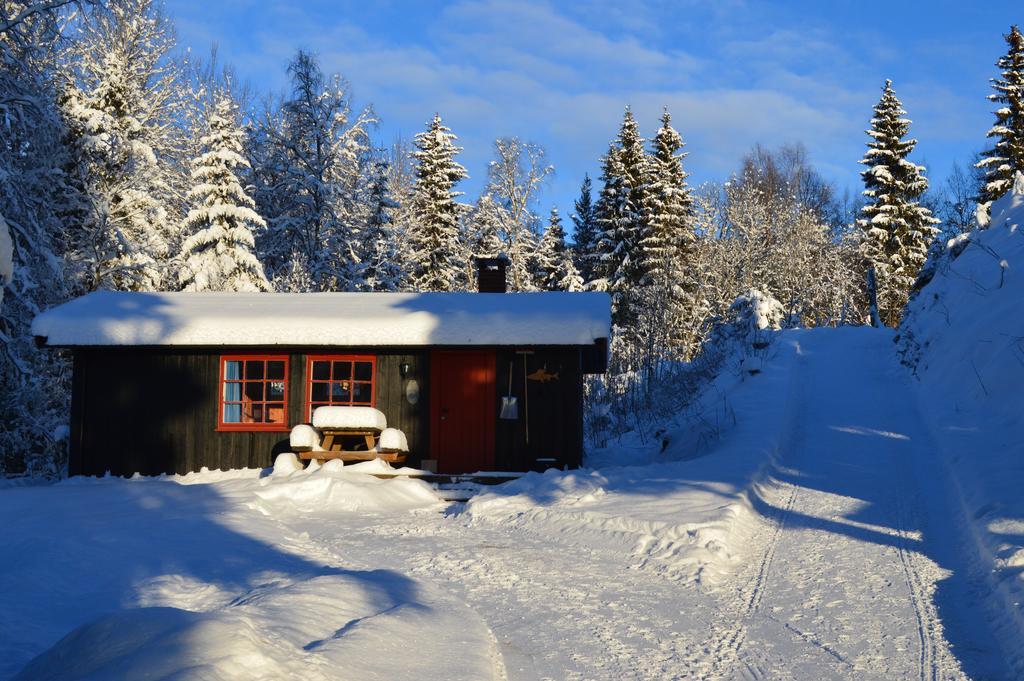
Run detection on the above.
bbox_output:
[218,355,290,432]
[305,354,377,421]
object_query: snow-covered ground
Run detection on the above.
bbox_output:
[897,174,1024,675]
[3,322,1022,679]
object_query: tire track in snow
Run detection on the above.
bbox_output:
[691,482,799,680]
[893,489,937,681]
[889,433,967,681]
[725,331,964,681]
[682,342,808,680]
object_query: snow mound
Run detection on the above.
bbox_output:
[288,424,321,451]
[899,172,1024,672]
[320,459,344,472]
[378,427,408,452]
[341,459,426,476]
[727,288,785,333]
[251,466,439,515]
[13,573,502,681]
[311,406,387,431]
[272,452,303,476]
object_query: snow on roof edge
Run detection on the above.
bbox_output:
[32,291,611,348]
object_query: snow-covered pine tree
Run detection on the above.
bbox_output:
[977,25,1024,212]
[535,207,583,291]
[357,157,404,291]
[466,193,507,259]
[570,174,599,283]
[273,251,315,292]
[59,0,184,292]
[178,92,270,292]
[857,80,939,327]
[408,114,468,292]
[634,108,699,358]
[592,142,626,293]
[593,107,650,327]
[384,139,418,286]
[639,108,694,284]
[251,51,375,291]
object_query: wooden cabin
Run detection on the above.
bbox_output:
[32,262,610,477]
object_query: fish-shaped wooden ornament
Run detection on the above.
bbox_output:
[526,365,559,382]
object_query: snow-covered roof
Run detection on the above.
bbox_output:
[32,291,611,347]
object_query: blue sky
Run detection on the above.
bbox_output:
[165,0,1018,221]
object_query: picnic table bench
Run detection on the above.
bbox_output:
[292,407,409,466]
[295,427,408,465]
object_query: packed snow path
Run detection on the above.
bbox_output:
[0,328,1017,680]
[683,330,990,680]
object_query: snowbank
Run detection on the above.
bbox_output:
[251,463,440,515]
[0,469,470,680]
[272,452,304,475]
[31,290,611,347]
[899,172,1024,671]
[13,573,499,681]
[587,288,784,470]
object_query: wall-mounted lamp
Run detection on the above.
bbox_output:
[399,362,411,378]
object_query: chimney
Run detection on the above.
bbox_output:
[475,256,509,293]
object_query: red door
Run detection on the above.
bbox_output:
[430,351,496,474]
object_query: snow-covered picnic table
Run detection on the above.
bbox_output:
[291,407,409,465]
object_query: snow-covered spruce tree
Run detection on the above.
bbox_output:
[639,108,693,284]
[251,51,375,291]
[592,141,626,293]
[534,207,583,291]
[178,92,270,292]
[59,0,184,292]
[356,157,404,292]
[1,1,77,474]
[408,114,468,292]
[621,136,693,377]
[466,193,507,259]
[638,108,700,357]
[857,80,939,327]
[384,139,418,282]
[977,25,1024,213]
[571,174,599,283]
[594,108,650,329]
[273,251,315,292]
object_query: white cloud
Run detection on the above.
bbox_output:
[164,0,993,215]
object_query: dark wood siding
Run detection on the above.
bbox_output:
[69,345,583,476]
[374,353,429,467]
[70,349,298,476]
[494,348,584,472]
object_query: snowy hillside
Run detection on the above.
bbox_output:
[898,172,1024,670]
